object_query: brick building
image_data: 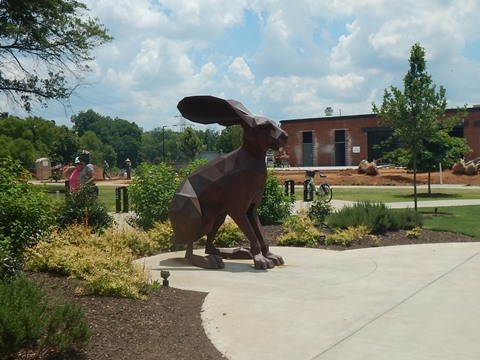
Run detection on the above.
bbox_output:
[280,106,480,167]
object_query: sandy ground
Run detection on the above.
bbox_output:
[273,167,480,187]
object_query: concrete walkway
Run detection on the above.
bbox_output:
[133,193,480,359]
[138,243,480,359]
[295,198,480,214]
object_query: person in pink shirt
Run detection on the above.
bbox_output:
[64,157,84,191]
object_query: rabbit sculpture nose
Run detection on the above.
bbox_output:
[272,128,288,149]
[279,129,288,145]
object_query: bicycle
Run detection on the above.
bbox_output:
[304,170,333,202]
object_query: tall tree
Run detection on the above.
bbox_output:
[372,43,449,210]
[79,131,105,165]
[50,126,79,165]
[71,109,105,137]
[0,0,113,112]
[416,128,470,193]
[141,127,165,164]
[197,128,219,151]
[179,127,203,161]
[71,110,142,166]
[215,125,243,154]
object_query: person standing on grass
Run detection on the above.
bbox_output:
[102,160,111,180]
[79,151,98,196]
[63,156,84,191]
[69,156,84,191]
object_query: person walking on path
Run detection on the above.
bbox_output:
[125,158,132,180]
[102,160,111,180]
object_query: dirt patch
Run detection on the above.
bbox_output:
[273,167,480,187]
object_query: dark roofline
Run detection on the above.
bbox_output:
[280,112,376,124]
[280,105,480,125]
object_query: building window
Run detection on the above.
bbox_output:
[303,131,312,143]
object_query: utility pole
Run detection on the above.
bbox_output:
[162,125,167,163]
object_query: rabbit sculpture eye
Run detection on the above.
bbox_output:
[169,95,288,270]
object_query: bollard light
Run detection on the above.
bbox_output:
[160,270,170,287]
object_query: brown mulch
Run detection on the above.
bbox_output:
[23,167,480,359]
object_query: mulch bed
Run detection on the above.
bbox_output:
[24,225,479,360]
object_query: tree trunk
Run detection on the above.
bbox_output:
[413,154,418,211]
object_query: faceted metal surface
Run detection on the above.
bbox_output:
[169,96,288,270]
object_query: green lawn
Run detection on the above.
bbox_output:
[39,182,480,238]
[420,205,480,238]
[312,187,480,203]
[40,183,120,212]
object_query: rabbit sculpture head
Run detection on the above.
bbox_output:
[170,95,288,270]
[178,95,287,152]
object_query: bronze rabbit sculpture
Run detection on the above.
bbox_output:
[169,95,288,270]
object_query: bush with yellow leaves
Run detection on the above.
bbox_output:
[325,225,379,247]
[25,225,153,299]
[277,210,324,247]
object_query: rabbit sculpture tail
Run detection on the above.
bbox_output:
[169,96,288,270]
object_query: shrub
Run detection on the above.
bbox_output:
[25,225,151,299]
[129,163,180,229]
[277,211,323,247]
[55,187,113,231]
[327,201,422,234]
[101,228,157,257]
[406,227,422,238]
[197,219,243,248]
[147,220,183,252]
[0,158,56,279]
[308,196,333,226]
[0,246,23,281]
[0,276,91,359]
[325,225,379,246]
[214,220,243,248]
[177,159,208,179]
[258,171,294,225]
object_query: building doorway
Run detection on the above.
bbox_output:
[302,131,313,166]
[334,130,346,166]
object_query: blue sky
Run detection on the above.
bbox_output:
[3,0,480,131]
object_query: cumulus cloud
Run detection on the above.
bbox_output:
[4,0,480,129]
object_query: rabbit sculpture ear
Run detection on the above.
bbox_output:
[177,95,257,128]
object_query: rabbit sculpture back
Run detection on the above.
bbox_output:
[169,95,288,270]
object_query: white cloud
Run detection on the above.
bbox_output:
[4,0,480,130]
[227,57,255,84]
